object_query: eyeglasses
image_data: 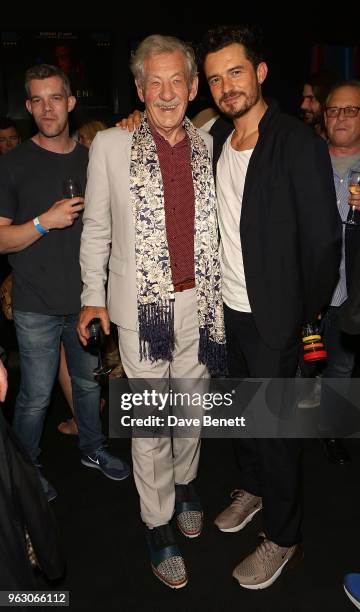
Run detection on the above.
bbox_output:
[325,106,360,118]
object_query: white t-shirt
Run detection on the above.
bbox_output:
[217,132,253,312]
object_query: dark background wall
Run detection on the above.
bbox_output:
[1,11,359,136]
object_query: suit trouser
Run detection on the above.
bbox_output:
[224,304,303,547]
[117,288,209,527]
[319,305,356,431]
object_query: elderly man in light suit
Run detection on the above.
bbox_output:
[77,35,225,589]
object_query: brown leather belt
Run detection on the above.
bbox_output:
[173,278,195,293]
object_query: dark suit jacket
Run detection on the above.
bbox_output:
[0,412,65,589]
[211,100,342,350]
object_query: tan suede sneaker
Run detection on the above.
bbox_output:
[214,489,262,533]
[232,536,303,589]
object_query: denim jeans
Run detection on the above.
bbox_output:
[13,310,105,462]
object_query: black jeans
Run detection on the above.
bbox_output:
[224,304,303,547]
[319,305,356,433]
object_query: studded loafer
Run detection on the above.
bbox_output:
[175,483,203,539]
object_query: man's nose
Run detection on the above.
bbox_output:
[222,75,234,93]
[160,82,175,100]
[336,108,347,118]
[301,98,311,111]
[43,99,53,112]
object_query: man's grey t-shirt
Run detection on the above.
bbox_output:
[0,140,88,315]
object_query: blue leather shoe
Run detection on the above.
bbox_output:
[146,524,187,589]
[344,573,360,609]
[175,483,203,538]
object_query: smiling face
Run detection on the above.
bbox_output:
[135,50,198,140]
[25,75,76,139]
[325,85,360,152]
[203,42,267,120]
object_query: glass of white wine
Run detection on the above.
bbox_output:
[346,170,360,226]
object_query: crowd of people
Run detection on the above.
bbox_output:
[0,24,360,609]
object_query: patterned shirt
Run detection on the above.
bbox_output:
[151,127,195,286]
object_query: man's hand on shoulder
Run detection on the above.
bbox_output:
[77,306,110,346]
[116,110,143,132]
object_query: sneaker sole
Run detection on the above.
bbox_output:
[151,564,188,589]
[216,504,262,533]
[344,586,360,610]
[81,458,129,481]
[297,400,320,409]
[234,545,303,590]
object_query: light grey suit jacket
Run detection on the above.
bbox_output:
[80,125,213,331]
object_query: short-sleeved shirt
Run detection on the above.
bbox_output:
[0,139,88,314]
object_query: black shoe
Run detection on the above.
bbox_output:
[322,438,350,465]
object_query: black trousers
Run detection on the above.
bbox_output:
[224,304,303,547]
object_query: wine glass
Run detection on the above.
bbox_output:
[63,177,83,199]
[345,170,360,226]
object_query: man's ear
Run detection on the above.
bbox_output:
[189,74,199,101]
[67,95,77,112]
[25,99,32,114]
[257,62,268,85]
[135,80,145,103]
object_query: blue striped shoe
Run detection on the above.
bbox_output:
[146,524,188,589]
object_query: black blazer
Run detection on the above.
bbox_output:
[211,100,342,350]
[0,412,65,588]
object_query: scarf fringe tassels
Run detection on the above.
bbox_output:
[138,301,175,362]
[199,327,227,376]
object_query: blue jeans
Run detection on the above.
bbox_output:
[13,310,105,462]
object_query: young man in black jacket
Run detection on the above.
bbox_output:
[198,25,342,590]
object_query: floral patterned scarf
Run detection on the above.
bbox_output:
[130,112,226,375]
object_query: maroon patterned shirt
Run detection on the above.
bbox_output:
[151,126,195,286]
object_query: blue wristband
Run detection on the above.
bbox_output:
[33,217,48,235]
